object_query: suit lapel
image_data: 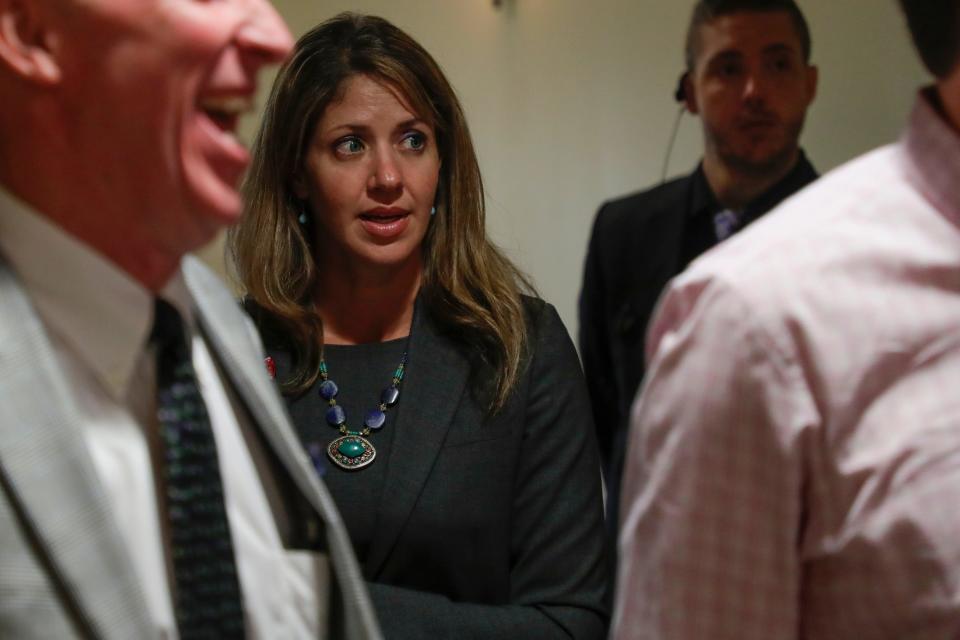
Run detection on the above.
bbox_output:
[619,182,690,344]
[181,259,350,534]
[0,261,153,639]
[364,305,470,578]
[616,202,685,347]
[181,259,382,639]
[635,187,687,303]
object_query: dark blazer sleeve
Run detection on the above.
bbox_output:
[578,182,693,500]
[367,302,609,639]
[579,204,620,472]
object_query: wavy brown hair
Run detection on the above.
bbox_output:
[229,12,534,412]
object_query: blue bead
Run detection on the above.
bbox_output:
[319,379,338,400]
[326,405,346,426]
[381,386,400,406]
[364,409,386,431]
[307,443,327,476]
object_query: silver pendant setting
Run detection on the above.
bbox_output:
[327,434,376,470]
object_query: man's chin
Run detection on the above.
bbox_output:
[182,140,249,229]
[723,144,798,177]
[184,169,245,228]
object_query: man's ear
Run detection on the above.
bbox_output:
[0,0,61,85]
[682,72,699,115]
[804,64,819,107]
[292,173,308,199]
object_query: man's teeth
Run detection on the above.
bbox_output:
[200,96,252,117]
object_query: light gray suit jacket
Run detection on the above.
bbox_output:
[0,256,381,639]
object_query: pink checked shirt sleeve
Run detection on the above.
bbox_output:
[613,271,815,640]
[613,91,960,640]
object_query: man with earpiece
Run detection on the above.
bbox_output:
[578,0,818,546]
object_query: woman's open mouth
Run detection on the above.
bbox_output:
[360,207,411,239]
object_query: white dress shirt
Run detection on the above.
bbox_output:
[0,188,328,639]
[614,90,960,639]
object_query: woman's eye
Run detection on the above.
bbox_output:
[402,132,427,151]
[335,137,364,155]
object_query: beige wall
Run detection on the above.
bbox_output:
[201,0,927,341]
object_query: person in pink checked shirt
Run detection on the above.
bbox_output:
[614,1,960,639]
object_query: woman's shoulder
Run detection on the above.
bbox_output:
[241,296,271,333]
[241,296,294,353]
[517,295,579,378]
[520,295,566,340]
[519,293,546,317]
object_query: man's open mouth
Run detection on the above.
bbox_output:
[199,95,253,138]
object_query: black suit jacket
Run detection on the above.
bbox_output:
[254,297,609,639]
[579,156,818,527]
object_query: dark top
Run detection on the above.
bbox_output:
[273,337,407,561]
[578,152,819,529]
[250,296,610,639]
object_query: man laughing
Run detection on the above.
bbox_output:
[0,0,380,637]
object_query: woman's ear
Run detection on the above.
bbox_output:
[0,0,62,85]
[292,173,309,200]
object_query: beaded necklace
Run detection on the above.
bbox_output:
[318,350,408,471]
[312,297,417,472]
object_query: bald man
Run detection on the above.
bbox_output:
[0,0,379,637]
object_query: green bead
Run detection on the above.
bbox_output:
[338,439,366,459]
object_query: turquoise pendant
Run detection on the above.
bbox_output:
[327,434,376,470]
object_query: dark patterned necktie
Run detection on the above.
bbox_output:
[152,299,246,639]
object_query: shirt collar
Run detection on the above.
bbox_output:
[0,186,194,402]
[689,163,720,219]
[901,86,960,229]
[688,149,818,223]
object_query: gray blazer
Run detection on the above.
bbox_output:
[0,256,381,639]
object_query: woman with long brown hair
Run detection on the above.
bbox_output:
[230,13,608,638]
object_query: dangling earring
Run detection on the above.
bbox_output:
[430,206,436,217]
[298,200,310,226]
